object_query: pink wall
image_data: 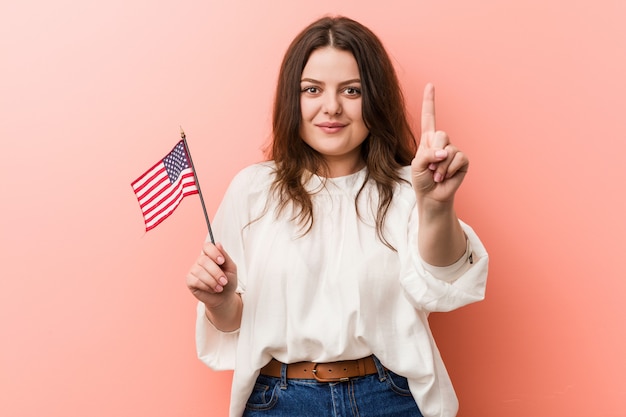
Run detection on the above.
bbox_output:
[1,1,625,416]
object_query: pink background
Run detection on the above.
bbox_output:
[1,0,625,416]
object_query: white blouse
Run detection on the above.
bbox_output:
[195,162,488,417]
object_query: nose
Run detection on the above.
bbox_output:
[322,93,342,116]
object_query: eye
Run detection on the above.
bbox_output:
[301,86,320,94]
[343,86,362,96]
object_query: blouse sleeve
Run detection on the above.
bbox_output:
[399,219,489,313]
[195,302,240,370]
[194,166,260,370]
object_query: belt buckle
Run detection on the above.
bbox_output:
[311,363,349,383]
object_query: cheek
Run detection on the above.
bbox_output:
[299,98,315,121]
[344,100,363,120]
[345,102,368,134]
[300,100,311,120]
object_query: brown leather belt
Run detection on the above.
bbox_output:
[259,356,379,383]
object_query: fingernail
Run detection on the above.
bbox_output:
[428,163,437,171]
[217,256,225,265]
[434,172,443,183]
[215,285,223,292]
[435,150,447,158]
[219,277,228,286]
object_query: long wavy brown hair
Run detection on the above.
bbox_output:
[267,16,417,250]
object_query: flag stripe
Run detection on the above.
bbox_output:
[131,162,165,191]
[139,172,196,211]
[144,184,198,229]
[135,169,170,198]
[137,172,172,209]
[138,170,196,207]
[145,189,198,230]
[142,171,197,218]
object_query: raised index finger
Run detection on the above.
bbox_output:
[421,83,436,134]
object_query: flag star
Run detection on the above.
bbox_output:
[163,142,191,183]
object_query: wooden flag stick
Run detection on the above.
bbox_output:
[180,126,215,244]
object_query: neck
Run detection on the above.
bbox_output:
[323,156,365,178]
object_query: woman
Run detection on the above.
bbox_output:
[186,15,488,417]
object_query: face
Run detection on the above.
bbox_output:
[299,47,369,177]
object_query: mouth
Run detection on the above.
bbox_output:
[317,122,346,128]
[316,122,346,134]
[317,123,345,135]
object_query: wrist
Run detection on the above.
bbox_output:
[204,292,243,332]
[417,197,456,222]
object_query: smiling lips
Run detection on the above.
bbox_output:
[316,122,346,134]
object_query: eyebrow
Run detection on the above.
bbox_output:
[300,78,362,86]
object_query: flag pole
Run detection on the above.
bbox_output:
[180,127,215,244]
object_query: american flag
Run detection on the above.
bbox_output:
[132,140,199,231]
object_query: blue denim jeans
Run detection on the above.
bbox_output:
[242,356,423,417]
